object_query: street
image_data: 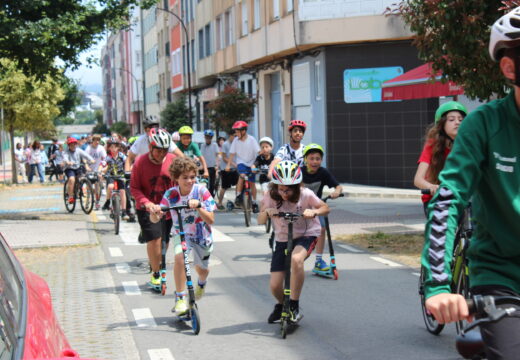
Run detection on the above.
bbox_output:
[1,183,463,360]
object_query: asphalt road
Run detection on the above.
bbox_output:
[93,205,462,360]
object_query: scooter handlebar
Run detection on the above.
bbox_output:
[160,203,202,211]
[323,193,345,203]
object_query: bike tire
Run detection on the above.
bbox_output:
[243,192,251,227]
[191,305,201,335]
[419,266,445,335]
[214,174,220,196]
[63,179,76,213]
[281,319,288,339]
[265,217,271,233]
[79,178,94,214]
[113,194,120,235]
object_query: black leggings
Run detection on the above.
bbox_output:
[471,286,520,360]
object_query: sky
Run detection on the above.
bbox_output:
[65,41,104,94]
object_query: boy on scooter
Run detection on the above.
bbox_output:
[150,157,216,315]
[302,144,343,273]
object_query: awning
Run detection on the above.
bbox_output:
[381,63,463,101]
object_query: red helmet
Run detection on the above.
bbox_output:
[232,121,248,130]
[66,137,78,145]
[288,120,307,132]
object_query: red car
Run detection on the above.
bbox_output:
[0,233,82,359]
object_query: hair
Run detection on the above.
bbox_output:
[170,157,198,180]
[92,134,101,142]
[31,140,41,150]
[268,182,302,208]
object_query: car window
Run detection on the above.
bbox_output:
[0,235,23,358]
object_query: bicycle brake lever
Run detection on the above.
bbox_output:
[462,307,516,335]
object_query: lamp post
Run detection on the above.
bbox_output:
[156,6,193,124]
[118,67,143,133]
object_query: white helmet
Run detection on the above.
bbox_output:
[172,131,180,142]
[259,136,274,147]
[489,6,520,61]
[148,128,171,149]
[272,160,302,185]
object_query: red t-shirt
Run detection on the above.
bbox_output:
[130,153,175,210]
[417,140,450,203]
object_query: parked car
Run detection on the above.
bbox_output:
[0,233,88,359]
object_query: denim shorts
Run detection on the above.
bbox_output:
[237,163,255,183]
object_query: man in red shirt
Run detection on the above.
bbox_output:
[130,128,176,287]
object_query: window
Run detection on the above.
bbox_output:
[182,44,186,75]
[225,10,233,46]
[171,49,181,74]
[191,39,195,71]
[272,0,280,19]
[204,24,211,57]
[198,29,204,59]
[253,0,261,30]
[241,1,248,36]
[314,60,321,100]
[165,42,170,57]
[286,0,293,12]
[216,16,222,50]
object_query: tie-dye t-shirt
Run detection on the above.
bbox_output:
[160,184,216,247]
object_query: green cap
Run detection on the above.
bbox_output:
[435,101,468,123]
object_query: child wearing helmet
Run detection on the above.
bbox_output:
[200,129,220,196]
[252,137,274,192]
[414,101,467,213]
[176,126,210,180]
[268,120,307,178]
[101,138,130,219]
[302,144,343,272]
[258,160,329,324]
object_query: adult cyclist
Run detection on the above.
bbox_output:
[268,120,307,178]
[422,7,520,359]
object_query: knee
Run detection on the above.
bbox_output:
[291,254,305,269]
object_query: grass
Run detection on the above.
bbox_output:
[334,231,425,268]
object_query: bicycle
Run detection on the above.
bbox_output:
[273,211,303,339]
[312,193,344,280]
[86,171,103,208]
[225,168,255,227]
[161,203,202,335]
[419,189,473,335]
[456,295,520,359]
[63,166,94,214]
[104,175,126,235]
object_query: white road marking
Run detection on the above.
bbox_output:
[370,256,403,267]
[132,308,157,327]
[212,227,235,242]
[148,348,175,360]
[109,247,123,257]
[122,281,141,296]
[412,272,420,277]
[115,263,130,274]
[337,243,363,253]
[119,223,140,246]
[97,214,107,221]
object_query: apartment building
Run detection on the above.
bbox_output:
[103,0,445,188]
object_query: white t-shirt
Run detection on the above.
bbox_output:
[130,134,178,156]
[220,140,232,170]
[275,143,305,167]
[229,135,260,167]
[200,142,219,168]
[85,144,107,171]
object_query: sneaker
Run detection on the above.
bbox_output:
[195,285,205,300]
[68,197,75,204]
[173,297,188,315]
[127,213,136,223]
[314,259,330,272]
[149,275,160,287]
[268,303,283,323]
[122,210,129,220]
[216,203,225,210]
[102,200,110,211]
[235,194,243,206]
[252,201,259,213]
[289,307,303,323]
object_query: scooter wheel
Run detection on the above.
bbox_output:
[281,320,288,339]
[333,268,339,280]
[161,283,166,296]
[191,306,201,335]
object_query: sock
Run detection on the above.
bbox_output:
[198,279,207,288]
[176,291,186,299]
[289,299,299,311]
[153,272,160,278]
[315,254,323,262]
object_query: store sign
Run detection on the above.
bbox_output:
[344,66,403,103]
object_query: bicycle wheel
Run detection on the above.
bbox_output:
[243,191,251,227]
[214,173,220,196]
[419,266,444,335]
[63,179,76,213]
[112,194,120,235]
[265,217,271,233]
[191,305,201,335]
[79,178,94,214]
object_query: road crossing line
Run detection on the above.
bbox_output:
[337,243,364,253]
[115,263,130,274]
[132,308,157,327]
[212,227,235,242]
[109,247,123,257]
[148,348,175,360]
[119,222,141,246]
[122,281,141,296]
[370,256,403,267]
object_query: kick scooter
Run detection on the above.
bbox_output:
[161,203,202,335]
[274,211,303,339]
[312,193,344,280]
[148,218,169,295]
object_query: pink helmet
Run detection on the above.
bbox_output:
[232,121,248,130]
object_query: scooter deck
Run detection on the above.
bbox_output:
[147,282,162,292]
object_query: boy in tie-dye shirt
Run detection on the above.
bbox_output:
[152,157,216,315]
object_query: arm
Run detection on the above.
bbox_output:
[414,162,438,194]
[268,157,282,179]
[303,200,329,218]
[199,155,209,177]
[125,150,137,172]
[130,159,153,210]
[331,184,343,199]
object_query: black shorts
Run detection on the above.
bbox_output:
[221,170,238,189]
[270,236,317,272]
[65,168,82,178]
[136,210,172,243]
[107,178,125,190]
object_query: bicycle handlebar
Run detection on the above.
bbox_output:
[323,193,345,203]
[462,295,520,334]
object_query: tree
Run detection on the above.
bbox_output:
[92,123,111,136]
[74,110,96,125]
[0,59,64,183]
[161,94,190,133]
[56,76,81,118]
[110,121,131,138]
[0,0,156,78]
[387,1,520,100]
[207,86,256,132]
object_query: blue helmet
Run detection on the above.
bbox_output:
[204,129,214,137]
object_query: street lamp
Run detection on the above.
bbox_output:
[155,6,193,124]
[118,67,143,133]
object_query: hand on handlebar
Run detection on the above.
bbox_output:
[188,199,200,209]
[425,293,471,324]
[265,208,277,217]
[303,209,317,219]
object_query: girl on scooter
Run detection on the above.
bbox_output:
[258,160,329,324]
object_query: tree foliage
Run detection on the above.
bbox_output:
[207,86,256,132]
[0,0,156,77]
[92,122,111,136]
[387,0,520,100]
[110,121,131,138]
[161,94,190,133]
[56,76,81,118]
